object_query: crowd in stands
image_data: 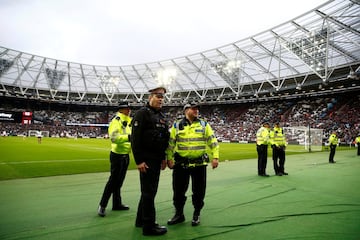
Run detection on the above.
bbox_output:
[1,92,359,145]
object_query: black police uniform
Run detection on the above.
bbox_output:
[99,152,130,209]
[131,103,170,232]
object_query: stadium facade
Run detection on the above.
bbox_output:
[0,0,359,108]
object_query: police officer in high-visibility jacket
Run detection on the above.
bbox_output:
[270,123,288,176]
[98,101,132,217]
[328,131,338,163]
[166,102,219,227]
[256,122,270,176]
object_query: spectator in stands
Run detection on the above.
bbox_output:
[270,123,288,176]
[256,122,271,176]
[97,101,132,217]
[328,131,338,163]
[355,134,360,156]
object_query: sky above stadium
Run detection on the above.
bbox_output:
[0,0,327,66]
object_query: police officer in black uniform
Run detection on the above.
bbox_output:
[131,86,170,236]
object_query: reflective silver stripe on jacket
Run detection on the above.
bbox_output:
[176,137,206,142]
[177,145,206,150]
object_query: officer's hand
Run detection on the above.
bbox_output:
[211,159,219,169]
[137,162,149,173]
[167,160,174,169]
[161,160,167,170]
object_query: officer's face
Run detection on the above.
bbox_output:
[185,107,199,119]
[120,108,131,116]
[149,91,165,109]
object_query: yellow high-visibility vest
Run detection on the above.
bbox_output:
[270,127,286,146]
[108,112,132,154]
[256,126,270,145]
[166,118,219,163]
[328,133,338,145]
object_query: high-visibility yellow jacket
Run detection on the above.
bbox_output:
[355,136,360,144]
[108,112,132,154]
[270,127,286,146]
[166,117,219,163]
[256,126,270,145]
[328,133,338,146]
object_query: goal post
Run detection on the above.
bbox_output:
[283,126,323,152]
[28,130,50,137]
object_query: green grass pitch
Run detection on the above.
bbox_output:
[0,136,347,180]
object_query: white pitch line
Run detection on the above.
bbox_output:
[0,159,106,165]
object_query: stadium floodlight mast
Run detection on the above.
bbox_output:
[285,28,328,81]
[211,59,242,87]
[347,66,360,80]
[153,68,177,92]
[98,74,121,102]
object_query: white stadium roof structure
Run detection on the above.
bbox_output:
[0,0,360,108]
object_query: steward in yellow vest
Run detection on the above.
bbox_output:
[256,122,270,176]
[328,131,338,163]
[98,101,132,217]
[355,135,360,156]
[270,123,288,176]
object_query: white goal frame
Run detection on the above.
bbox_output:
[28,130,50,137]
[283,126,323,152]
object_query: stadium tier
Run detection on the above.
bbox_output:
[1,91,359,147]
[0,0,360,146]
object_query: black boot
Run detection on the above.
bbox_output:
[191,209,200,226]
[143,224,167,236]
[167,211,185,225]
[97,206,106,217]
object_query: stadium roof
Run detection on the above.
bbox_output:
[0,0,359,106]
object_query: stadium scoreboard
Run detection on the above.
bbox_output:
[0,111,33,124]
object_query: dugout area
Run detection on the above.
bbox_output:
[0,150,359,240]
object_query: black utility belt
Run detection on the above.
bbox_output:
[174,153,209,166]
[113,152,129,157]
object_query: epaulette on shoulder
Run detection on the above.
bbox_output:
[114,116,121,121]
[198,118,207,127]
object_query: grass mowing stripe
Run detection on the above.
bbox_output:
[0,136,355,180]
[0,158,106,164]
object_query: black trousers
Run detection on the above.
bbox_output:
[136,161,161,228]
[329,144,336,162]
[272,146,286,174]
[257,144,268,175]
[357,144,360,156]
[99,152,129,208]
[172,165,207,215]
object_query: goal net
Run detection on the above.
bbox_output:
[28,130,50,137]
[283,126,323,152]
